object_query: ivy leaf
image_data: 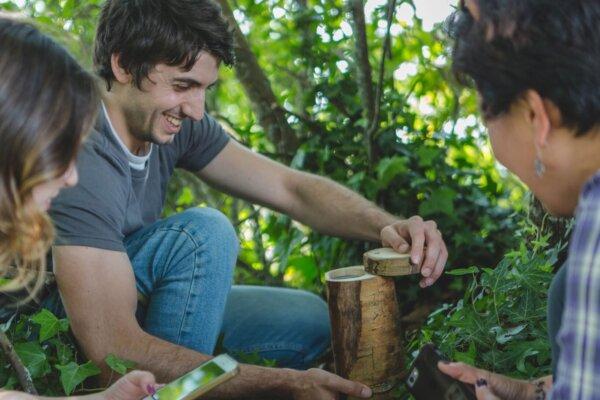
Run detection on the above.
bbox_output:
[14,342,51,378]
[55,361,101,395]
[446,267,479,276]
[494,324,526,345]
[0,313,16,333]
[376,157,408,188]
[53,341,74,366]
[416,147,440,167]
[419,188,456,217]
[30,309,62,342]
[105,354,136,375]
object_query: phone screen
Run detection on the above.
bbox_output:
[152,361,226,400]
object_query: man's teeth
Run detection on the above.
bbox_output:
[165,115,182,127]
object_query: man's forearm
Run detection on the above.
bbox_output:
[287,172,398,241]
[111,329,296,399]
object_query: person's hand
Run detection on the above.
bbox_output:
[101,370,158,400]
[289,368,372,400]
[380,216,447,287]
[438,361,529,400]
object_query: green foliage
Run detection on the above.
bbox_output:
[105,353,137,375]
[0,0,557,395]
[0,309,137,395]
[55,361,101,395]
[390,219,565,398]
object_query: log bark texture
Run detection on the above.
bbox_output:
[326,266,404,399]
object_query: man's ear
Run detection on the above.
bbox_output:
[110,53,131,84]
[522,90,554,149]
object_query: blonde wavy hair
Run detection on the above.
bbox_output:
[0,17,99,298]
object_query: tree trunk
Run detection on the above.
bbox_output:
[348,0,376,167]
[216,0,299,159]
[326,266,404,399]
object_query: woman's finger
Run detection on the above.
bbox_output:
[475,378,500,400]
[437,361,480,385]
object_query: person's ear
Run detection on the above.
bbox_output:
[464,0,481,21]
[110,53,132,85]
[522,90,553,150]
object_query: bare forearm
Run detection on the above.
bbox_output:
[494,374,552,400]
[102,330,295,399]
[288,172,398,241]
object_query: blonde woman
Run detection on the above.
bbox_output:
[0,17,157,400]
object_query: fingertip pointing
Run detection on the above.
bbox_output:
[361,386,372,398]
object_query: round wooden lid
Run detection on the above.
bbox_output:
[325,265,375,282]
[363,248,420,276]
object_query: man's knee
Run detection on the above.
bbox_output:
[175,207,239,254]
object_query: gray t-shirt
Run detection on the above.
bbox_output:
[49,110,230,252]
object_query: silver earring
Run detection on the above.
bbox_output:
[535,157,546,177]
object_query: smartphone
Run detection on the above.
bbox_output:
[145,354,239,400]
[405,343,476,400]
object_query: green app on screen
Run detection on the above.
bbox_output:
[146,354,239,400]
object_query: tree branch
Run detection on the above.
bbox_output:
[367,0,398,140]
[216,0,299,161]
[348,0,375,126]
[0,330,38,394]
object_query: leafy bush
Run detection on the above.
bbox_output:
[390,217,569,399]
[0,309,135,395]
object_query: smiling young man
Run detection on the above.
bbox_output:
[44,0,448,398]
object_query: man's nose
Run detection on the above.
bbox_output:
[182,90,205,121]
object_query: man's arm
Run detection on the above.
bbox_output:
[52,246,372,399]
[199,140,447,286]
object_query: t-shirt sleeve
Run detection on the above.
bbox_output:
[49,141,128,252]
[174,113,230,172]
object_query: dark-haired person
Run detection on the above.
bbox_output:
[436,0,600,399]
[0,15,157,400]
[43,0,448,398]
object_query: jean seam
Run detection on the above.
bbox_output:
[172,225,205,344]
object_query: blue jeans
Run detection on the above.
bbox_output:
[45,207,331,369]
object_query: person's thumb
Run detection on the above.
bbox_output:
[475,378,500,400]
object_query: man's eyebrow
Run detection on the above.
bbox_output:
[172,77,202,86]
[172,78,218,88]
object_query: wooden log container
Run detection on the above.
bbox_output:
[363,248,419,277]
[325,266,404,399]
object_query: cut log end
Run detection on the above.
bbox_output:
[363,248,419,276]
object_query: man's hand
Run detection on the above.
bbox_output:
[380,216,447,287]
[289,368,372,400]
[438,361,531,400]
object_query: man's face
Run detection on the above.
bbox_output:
[120,52,219,145]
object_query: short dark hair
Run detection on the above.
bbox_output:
[447,0,600,135]
[94,0,235,90]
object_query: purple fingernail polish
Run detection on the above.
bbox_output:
[147,384,156,395]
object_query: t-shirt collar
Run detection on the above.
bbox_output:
[101,102,152,171]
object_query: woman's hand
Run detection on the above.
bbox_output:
[100,370,158,400]
[438,361,530,400]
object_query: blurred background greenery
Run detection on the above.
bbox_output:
[0,0,570,397]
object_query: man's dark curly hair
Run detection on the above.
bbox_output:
[94,0,235,90]
[447,0,600,135]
